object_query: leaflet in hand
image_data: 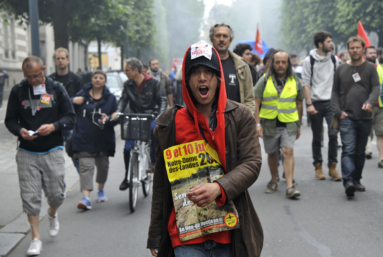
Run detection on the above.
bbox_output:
[28,130,39,136]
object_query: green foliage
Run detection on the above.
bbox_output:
[335,0,383,45]
[280,0,383,52]
[0,0,154,53]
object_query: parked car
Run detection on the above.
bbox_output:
[106,71,127,102]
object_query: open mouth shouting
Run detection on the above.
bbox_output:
[199,86,209,99]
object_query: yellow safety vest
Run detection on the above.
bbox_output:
[378,65,383,107]
[259,75,299,122]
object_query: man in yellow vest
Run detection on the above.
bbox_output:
[364,46,383,167]
[254,50,304,199]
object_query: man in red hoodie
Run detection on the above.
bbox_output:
[147,41,263,257]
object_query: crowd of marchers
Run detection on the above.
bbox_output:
[3,21,383,257]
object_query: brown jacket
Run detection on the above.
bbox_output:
[229,51,256,114]
[147,100,264,257]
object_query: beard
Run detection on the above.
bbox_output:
[351,56,362,62]
[323,45,333,53]
[366,57,376,63]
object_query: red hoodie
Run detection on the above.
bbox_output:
[168,46,231,247]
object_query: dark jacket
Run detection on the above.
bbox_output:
[147,102,264,257]
[71,83,118,156]
[5,77,75,152]
[117,75,167,116]
[49,71,83,98]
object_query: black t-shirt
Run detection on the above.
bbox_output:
[276,78,287,127]
[221,56,240,103]
[55,74,69,88]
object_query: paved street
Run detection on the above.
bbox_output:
[2,113,383,257]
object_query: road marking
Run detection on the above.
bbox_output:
[284,206,333,257]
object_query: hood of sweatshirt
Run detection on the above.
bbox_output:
[181,44,228,171]
[310,49,332,62]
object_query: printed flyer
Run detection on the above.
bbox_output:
[164,140,240,242]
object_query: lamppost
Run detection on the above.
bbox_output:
[29,0,40,57]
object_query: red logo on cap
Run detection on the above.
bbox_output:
[22,101,25,106]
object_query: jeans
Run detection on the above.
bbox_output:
[63,129,80,173]
[310,101,338,167]
[339,117,372,186]
[174,241,232,257]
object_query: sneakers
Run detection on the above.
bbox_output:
[77,196,92,210]
[286,187,301,199]
[119,179,129,191]
[345,182,356,197]
[27,238,42,256]
[315,163,326,180]
[265,180,278,193]
[97,189,108,202]
[328,162,342,181]
[378,160,383,169]
[47,209,59,238]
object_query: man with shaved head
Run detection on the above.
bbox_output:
[254,50,304,199]
[5,56,75,256]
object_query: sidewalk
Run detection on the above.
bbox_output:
[0,121,120,256]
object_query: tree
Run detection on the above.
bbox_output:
[0,0,108,49]
[279,0,346,54]
[280,0,383,53]
[69,0,132,69]
[335,0,383,46]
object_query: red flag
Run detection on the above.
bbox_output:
[357,21,371,47]
[254,24,263,54]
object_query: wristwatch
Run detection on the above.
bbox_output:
[256,123,261,127]
[306,100,313,107]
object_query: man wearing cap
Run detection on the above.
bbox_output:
[5,56,75,256]
[209,23,255,113]
[254,50,303,199]
[147,41,263,256]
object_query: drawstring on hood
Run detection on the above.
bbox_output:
[181,42,228,171]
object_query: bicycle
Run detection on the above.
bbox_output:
[117,113,155,212]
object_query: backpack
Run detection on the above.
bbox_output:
[309,54,336,86]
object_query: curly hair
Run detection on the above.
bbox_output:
[233,43,253,57]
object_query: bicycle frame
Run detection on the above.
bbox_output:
[128,140,151,187]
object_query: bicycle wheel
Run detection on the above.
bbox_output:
[142,173,152,197]
[142,145,152,197]
[129,152,139,213]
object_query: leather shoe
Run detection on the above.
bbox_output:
[345,182,356,197]
[355,183,365,192]
[365,152,372,159]
[119,179,129,191]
